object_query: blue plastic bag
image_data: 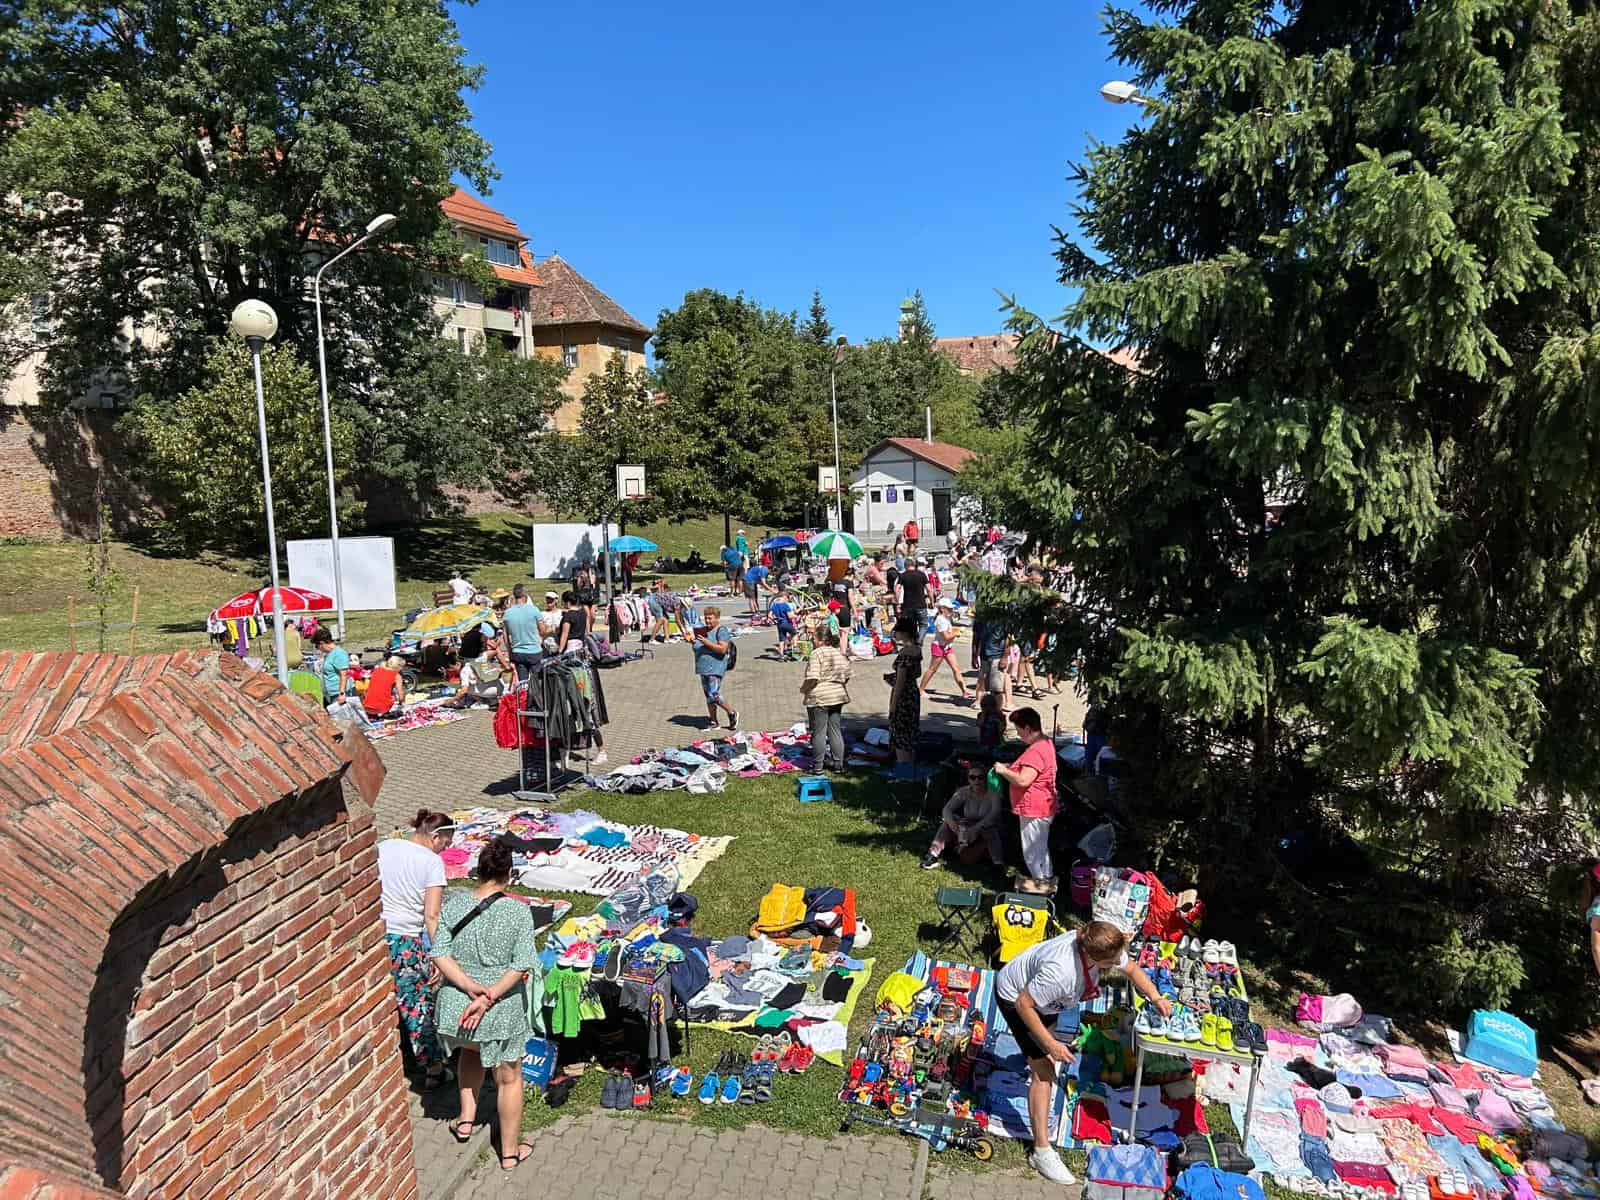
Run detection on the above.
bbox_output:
[521,1036,555,1090]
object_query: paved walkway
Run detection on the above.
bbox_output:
[371,617,1084,833]
[455,1110,921,1200]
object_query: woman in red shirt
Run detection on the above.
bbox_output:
[992,706,1057,891]
[363,655,405,719]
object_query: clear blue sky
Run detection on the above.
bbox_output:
[452,1,1139,344]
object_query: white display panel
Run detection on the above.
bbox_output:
[286,537,397,611]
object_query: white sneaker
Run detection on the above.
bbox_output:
[1029,1146,1076,1186]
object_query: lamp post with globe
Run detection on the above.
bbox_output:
[229,299,290,687]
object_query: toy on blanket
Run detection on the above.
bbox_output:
[839,977,994,1159]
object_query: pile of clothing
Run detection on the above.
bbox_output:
[585,727,814,793]
[1220,1014,1600,1200]
[429,806,733,897]
[361,700,470,741]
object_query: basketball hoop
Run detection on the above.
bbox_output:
[616,464,646,503]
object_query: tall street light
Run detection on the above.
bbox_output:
[829,336,848,530]
[313,211,397,640]
[1100,80,1156,107]
[230,299,289,687]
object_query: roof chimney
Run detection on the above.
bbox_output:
[925,406,933,444]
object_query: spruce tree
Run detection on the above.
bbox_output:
[803,289,834,345]
[969,0,1600,1028]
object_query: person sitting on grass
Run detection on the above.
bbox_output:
[921,760,1004,869]
[997,920,1171,1187]
[770,584,799,659]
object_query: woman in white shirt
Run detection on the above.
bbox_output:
[379,810,453,1089]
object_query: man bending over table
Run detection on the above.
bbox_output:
[995,920,1171,1187]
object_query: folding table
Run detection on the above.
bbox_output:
[1124,1027,1263,1148]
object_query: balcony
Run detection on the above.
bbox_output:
[483,306,519,334]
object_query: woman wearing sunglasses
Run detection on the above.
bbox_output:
[920,761,1005,870]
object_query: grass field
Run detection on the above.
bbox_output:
[0,513,745,656]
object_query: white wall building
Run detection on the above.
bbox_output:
[849,437,977,545]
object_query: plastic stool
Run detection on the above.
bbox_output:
[796,775,834,803]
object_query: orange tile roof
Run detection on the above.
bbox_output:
[526,254,651,334]
[867,437,977,474]
[491,245,541,288]
[440,186,527,241]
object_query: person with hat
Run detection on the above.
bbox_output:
[919,596,970,701]
[536,591,563,640]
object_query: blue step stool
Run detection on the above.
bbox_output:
[796,775,834,803]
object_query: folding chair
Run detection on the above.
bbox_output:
[933,885,986,960]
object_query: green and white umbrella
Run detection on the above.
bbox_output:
[808,529,864,560]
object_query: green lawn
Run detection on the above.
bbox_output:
[0,512,744,657]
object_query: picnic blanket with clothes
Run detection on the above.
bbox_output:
[428,806,733,898]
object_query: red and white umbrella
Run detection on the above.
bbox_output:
[211,586,334,621]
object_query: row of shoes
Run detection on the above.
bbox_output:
[695,1050,777,1105]
[1135,1000,1267,1054]
[1173,936,1239,966]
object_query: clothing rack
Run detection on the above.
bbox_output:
[514,649,607,794]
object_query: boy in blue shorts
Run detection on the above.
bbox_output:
[770,585,798,660]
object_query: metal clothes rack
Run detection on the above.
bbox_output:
[514,650,604,793]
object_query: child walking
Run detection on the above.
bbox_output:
[770,585,799,660]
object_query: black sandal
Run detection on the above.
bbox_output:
[450,1119,476,1143]
[499,1140,535,1171]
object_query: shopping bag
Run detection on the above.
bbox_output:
[520,1036,555,1090]
[1091,867,1152,935]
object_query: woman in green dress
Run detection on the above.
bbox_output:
[432,840,538,1171]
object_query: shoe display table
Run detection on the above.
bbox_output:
[1124,1027,1264,1148]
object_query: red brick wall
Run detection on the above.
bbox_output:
[0,406,153,541]
[0,650,417,1200]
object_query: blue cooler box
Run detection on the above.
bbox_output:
[1463,1010,1537,1077]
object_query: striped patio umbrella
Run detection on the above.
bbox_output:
[807,530,864,560]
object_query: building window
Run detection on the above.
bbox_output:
[903,488,915,501]
[29,294,51,340]
[561,343,578,369]
[870,489,882,503]
[479,235,520,267]
[609,335,632,357]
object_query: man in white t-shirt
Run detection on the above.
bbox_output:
[448,570,475,605]
[995,921,1169,1187]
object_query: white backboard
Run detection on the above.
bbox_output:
[286,537,397,611]
[617,464,646,501]
[818,465,838,493]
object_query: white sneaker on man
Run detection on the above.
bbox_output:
[1029,1146,1076,1185]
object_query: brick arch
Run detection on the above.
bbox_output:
[0,651,418,1200]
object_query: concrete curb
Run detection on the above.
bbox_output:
[909,1138,930,1200]
[427,1124,491,1200]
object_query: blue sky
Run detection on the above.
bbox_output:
[452,1,1139,344]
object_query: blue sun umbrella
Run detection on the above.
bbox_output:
[760,535,799,550]
[608,535,658,553]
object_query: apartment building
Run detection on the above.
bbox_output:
[431,187,542,358]
[524,254,652,432]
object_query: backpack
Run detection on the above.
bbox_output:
[1170,1133,1255,1176]
[725,636,737,672]
[1085,1145,1167,1200]
[1171,1164,1265,1200]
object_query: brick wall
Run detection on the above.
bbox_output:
[0,405,155,541]
[0,650,418,1200]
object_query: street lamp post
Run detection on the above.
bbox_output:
[829,336,847,529]
[1100,80,1156,107]
[230,299,289,687]
[313,211,397,640]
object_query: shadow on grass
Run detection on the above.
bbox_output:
[370,514,534,585]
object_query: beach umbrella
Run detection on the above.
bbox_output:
[398,603,493,642]
[808,530,863,560]
[608,535,658,553]
[760,535,799,550]
[256,585,334,614]
[211,585,334,621]
[996,532,1029,551]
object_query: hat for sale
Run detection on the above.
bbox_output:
[557,940,597,969]
[853,919,873,948]
[668,892,698,923]
[936,596,954,608]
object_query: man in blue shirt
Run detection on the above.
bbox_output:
[742,560,770,616]
[719,543,741,587]
[690,605,738,731]
[502,583,544,680]
[971,617,1011,710]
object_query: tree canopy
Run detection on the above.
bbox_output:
[962,0,1600,1029]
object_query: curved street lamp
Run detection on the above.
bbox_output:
[1100,80,1155,107]
[229,299,289,687]
[313,211,398,639]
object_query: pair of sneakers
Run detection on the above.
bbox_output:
[1133,1002,1170,1038]
[600,1070,648,1110]
[1028,1145,1077,1186]
[1165,1006,1203,1043]
[697,1051,749,1105]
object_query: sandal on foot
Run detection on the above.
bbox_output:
[499,1141,535,1171]
[450,1119,476,1143]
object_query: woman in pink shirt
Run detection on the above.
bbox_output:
[992,706,1058,891]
